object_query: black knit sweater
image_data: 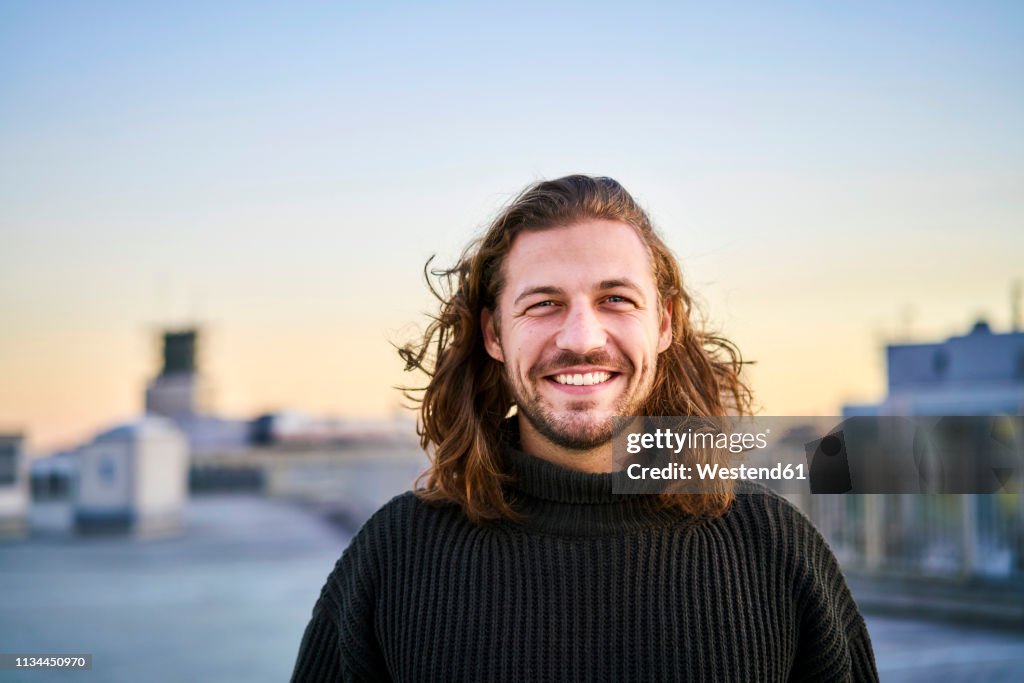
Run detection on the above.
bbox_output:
[292,437,878,682]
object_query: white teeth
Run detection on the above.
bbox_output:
[553,371,612,386]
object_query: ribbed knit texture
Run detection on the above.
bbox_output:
[292,432,878,682]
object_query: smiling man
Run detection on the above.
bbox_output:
[480,218,672,471]
[292,175,878,682]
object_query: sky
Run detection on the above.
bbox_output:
[1,1,1022,451]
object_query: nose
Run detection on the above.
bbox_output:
[555,302,607,354]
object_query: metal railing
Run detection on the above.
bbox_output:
[801,493,1023,580]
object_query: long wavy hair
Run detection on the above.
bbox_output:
[399,175,753,523]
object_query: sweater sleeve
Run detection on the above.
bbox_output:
[776,498,880,683]
[290,504,395,682]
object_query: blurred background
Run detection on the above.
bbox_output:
[1,1,1022,680]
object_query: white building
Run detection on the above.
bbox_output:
[74,417,188,537]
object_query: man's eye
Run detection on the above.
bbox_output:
[520,301,561,317]
[605,295,635,306]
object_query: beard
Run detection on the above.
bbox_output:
[506,349,656,451]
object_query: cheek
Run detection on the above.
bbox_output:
[612,318,662,355]
[507,322,551,361]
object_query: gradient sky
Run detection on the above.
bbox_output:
[2,1,1022,451]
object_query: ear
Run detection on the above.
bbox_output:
[656,297,673,354]
[481,308,504,362]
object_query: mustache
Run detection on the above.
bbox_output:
[530,350,632,379]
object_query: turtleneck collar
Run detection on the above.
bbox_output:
[498,419,693,536]
[501,437,622,505]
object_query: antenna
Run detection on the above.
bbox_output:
[188,284,207,328]
[900,305,915,342]
[153,272,169,326]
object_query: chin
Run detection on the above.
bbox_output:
[548,414,614,448]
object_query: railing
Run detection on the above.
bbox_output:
[801,493,1023,580]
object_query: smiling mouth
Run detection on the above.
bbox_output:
[550,371,616,387]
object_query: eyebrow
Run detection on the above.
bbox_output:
[512,279,648,307]
[513,286,565,307]
[598,279,646,301]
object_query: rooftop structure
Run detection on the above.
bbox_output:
[845,320,1024,416]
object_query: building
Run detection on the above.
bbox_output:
[0,434,28,537]
[822,320,1024,596]
[74,417,188,536]
[845,320,1024,417]
[145,329,205,419]
[144,328,249,455]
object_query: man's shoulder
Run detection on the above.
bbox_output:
[325,491,462,581]
[727,482,848,583]
[366,490,424,521]
[349,490,463,546]
[730,480,814,525]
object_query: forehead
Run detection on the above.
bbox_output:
[501,219,656,296]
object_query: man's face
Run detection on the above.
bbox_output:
[482,219,672,451]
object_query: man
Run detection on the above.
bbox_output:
[292,175,878,681]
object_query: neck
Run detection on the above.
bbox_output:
[517,414,613,473]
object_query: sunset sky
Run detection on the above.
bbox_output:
[2,1,1022,451]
